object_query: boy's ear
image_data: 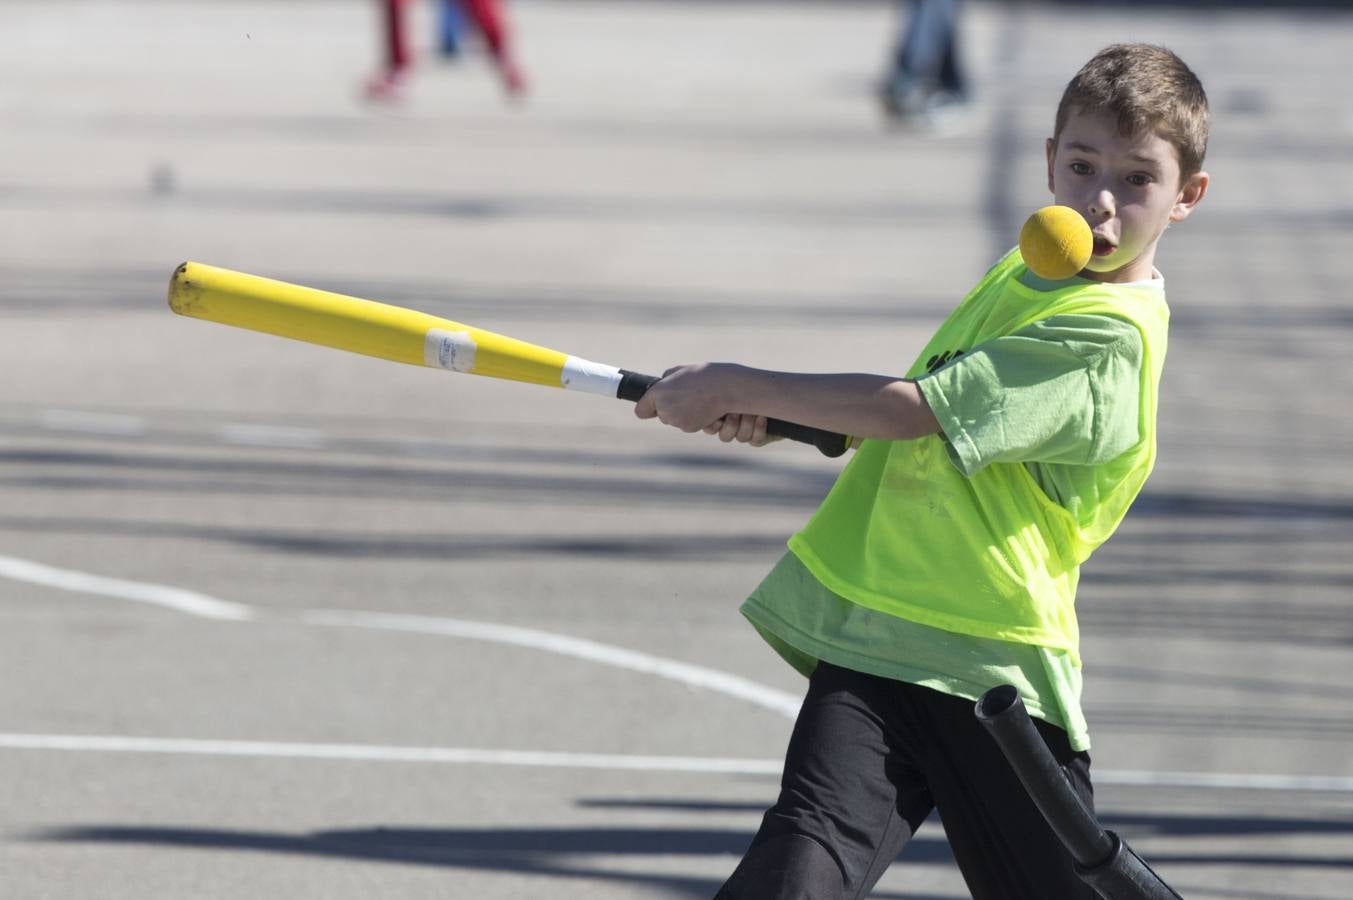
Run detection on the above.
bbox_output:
[1170,170,1209,223]
[1045,138,1057,193]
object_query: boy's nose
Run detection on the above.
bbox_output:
[1087,189,1115,219]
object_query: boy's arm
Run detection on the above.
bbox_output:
[632,362,941,443]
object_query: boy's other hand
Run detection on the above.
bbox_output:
[704,413,777,446]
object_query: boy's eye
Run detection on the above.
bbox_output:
[1127,173,1153,186]
[1069,162,1092,175]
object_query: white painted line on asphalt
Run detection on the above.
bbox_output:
[0,734,782,775]
[1096,768,1353,793]
[0,551,798,716]
[300,608,804,719]
[217,423,326,449]
[40,409,146,436]
[7,558,1350,794]
[0,555,254,621]
[3,733,1352,793]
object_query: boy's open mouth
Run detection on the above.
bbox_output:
[1091,236,1116,257]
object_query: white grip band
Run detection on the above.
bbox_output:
[561,356,624,397]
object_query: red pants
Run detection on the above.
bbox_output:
[380,0,512,73]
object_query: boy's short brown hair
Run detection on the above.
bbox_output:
[1054,43,1210,182]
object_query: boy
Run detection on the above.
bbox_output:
[635,43,1209,898]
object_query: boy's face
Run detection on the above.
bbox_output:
[1046,108,1208,283]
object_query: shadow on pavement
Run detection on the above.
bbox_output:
[35,808,1353,899]
[30,824,960,899]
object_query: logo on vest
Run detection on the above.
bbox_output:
[925,349,965,373]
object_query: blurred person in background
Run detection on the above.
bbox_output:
[879,0,970,128]
[366,0,527,102]
[437,0,465,58]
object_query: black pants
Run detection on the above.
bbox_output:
[717,663,1096,900]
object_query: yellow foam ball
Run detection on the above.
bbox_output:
[1019,206,1092,280]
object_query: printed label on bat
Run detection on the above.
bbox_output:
[424,329,478,373]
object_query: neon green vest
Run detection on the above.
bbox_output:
[788,250,1169,664]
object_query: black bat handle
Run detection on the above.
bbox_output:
[616,370,851,459]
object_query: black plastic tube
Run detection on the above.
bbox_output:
[975,685,1185,900]
[975,685,1114,866]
